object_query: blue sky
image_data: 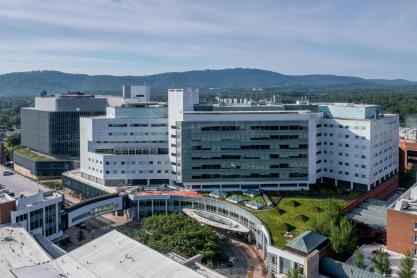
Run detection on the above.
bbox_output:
[0,0,416,80]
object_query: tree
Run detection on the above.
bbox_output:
[398,251,415,278]
[310,199,343,236]
[125,214,220,260]
[371,249,392,277]
[285,265,300,278]
[353,247,365,269]
[328,217,357,255]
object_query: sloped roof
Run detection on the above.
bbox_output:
[286,231,327,254]
[320,257,383,278]
[243,190,259,197]
[347,199,387,228]
[209,190,227,198]
[245,200,263,209]
[226,195,244,203]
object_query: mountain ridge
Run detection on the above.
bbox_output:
[0,68,415,96]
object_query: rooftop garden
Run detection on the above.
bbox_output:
[15,148,56,161]
[252,197,346,247]
[250,185,364,248]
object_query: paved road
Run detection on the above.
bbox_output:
[214,237,249,278]
[0,164,46,195]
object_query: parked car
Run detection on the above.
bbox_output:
[3,171,14,176]
[227,257,236,267]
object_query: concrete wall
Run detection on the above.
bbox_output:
[304,250,320,278]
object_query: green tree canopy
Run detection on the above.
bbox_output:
[398,251,415,278]
[123,213,220,259]
[371,249,392,277]
[353,247,365,269]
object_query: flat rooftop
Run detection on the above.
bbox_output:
[15,148,56,161]
[0,193,15,204]
[345,244,417,276]
[134,191,203,197]
[12,230,210,278]
[16,191,62,210]
[0,227,51,278]
[389,182,417,215]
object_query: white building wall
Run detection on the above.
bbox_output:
[319,115,398,190]
[168,89,200,182]
[80,108,170,186]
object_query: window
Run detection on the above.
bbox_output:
[279,257,292,274]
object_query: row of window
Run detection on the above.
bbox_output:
[105,169,169,174]
[321,168,367,178]
[108,132,168,136]
[95,140,167,144]
[321,123,367,130]
[108,123,167,127]
[88,158,169,166]
[189,153,308,160]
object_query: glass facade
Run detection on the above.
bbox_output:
[21,109,104,157]
[14,152,72,178]
[62,174,108,199]
[176,121,309,183]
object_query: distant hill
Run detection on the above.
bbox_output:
[0,68,415,96]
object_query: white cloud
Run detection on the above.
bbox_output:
[0,0,416,79]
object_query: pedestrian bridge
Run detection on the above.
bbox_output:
[64,193,125,228]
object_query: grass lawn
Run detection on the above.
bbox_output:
[252,197,347,248]
[16,148,56,161]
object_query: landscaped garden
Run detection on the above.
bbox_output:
[119,214,220,261]
[250,184,364,248]
[252,197,347,247]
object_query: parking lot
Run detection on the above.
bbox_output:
[0,164,46,196]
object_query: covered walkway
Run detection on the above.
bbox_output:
[183,208,250,233]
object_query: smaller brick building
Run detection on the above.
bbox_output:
[0,193,16,224]
[399,139,417,171]
[387,184,417,255]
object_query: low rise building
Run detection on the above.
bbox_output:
[387,183,417,255]
[0,227,52,278]
[267,231,329,278]
[14,148,74,180]
[11,191,64,240]
[0,193,16,224]
[11,229,226,278]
